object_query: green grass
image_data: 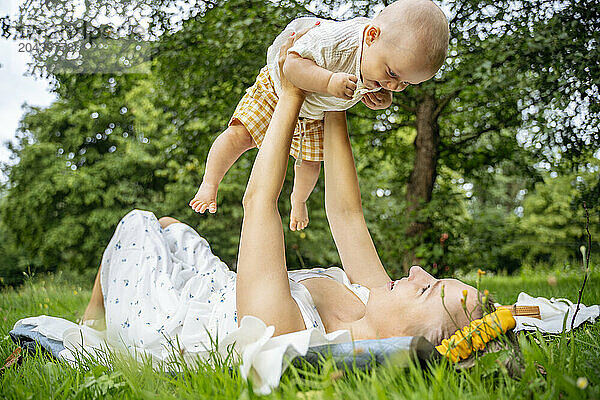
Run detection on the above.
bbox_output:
[1,268,599,399]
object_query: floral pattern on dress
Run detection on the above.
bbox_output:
[100,209,341,359]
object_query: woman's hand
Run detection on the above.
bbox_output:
[278,24,319,98]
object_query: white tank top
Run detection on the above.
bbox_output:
[287,267,371,334]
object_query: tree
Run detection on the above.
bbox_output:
[310,0,599,270]
[2,0,597,280]
[0,74,171,273]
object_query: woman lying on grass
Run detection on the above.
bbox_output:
[80,29,484,352]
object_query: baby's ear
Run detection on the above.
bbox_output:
[364,25,381,45]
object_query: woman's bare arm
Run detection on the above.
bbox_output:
[323,111,391,289]
[236,34,308,336]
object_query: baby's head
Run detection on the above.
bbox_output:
[360,0,449,91]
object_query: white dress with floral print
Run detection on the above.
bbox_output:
[99,209,365,360]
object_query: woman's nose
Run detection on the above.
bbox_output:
[408,265,434,282]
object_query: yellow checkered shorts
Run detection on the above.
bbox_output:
[229,66,324,162]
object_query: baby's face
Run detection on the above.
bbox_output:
[360,25,435,91]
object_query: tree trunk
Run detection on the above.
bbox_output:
[403,92,440,271]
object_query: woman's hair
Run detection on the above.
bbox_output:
[425,294,493,346]
[461,327,523,377]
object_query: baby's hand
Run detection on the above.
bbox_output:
[327,72,358,100]
[361,89,393,110]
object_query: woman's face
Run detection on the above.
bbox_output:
[364,266,480,342]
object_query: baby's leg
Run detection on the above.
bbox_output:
[289,160,321,231]
[190,122,256,213]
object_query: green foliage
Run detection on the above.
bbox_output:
[0,0,598,283]
[0,74,169,275]
[0,206,32,287]
[518,171,600,266]
[512,0,600,161]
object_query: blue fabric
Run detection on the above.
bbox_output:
[301,336,437,369]
[9,324,66,359]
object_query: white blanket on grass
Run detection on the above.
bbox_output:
[13,314,350,395]
[500,292,599,333]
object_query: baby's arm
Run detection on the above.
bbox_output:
[361,89,393,110]
[283,53,357,100]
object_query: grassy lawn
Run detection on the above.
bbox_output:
[0,268,599,399]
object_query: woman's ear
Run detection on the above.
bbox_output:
[364,25,381,46]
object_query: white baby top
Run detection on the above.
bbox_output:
[289,267,370,303]
[266,17,381,120]
[97,210,366,358]
[288,266,371,332]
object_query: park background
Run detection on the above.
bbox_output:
[0,0,598,288]
[0,1,599,398]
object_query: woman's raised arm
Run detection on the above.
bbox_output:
[323,111,391,289]
[236,31,311,336]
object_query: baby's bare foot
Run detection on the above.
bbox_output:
[189,182,218,213]
[289,194,309,231]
